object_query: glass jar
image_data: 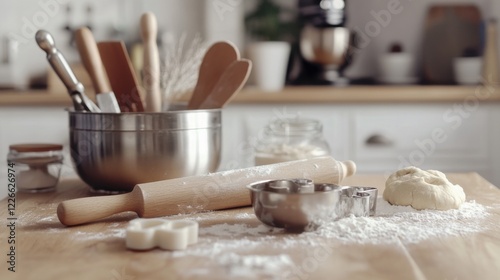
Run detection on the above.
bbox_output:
[7,144,64,193]
[254,118,331,165]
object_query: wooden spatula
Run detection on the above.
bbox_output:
[187,41,239,110]
[198,59,252,109]
[97,41,144,112]
[140,12,161,112]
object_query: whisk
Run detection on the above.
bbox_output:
[160,32,208,111]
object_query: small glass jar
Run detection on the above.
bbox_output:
[7,144,64,193]
[254,118,331,165]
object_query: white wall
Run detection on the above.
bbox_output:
[344,0,500,79]
[0,0,205,89]
[2,0,499,87]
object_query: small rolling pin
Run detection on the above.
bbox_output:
[57,157,356,226]
[140,12,161,112]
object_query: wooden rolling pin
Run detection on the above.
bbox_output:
[57,157,356,226]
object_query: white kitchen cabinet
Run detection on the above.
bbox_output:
[221,103,498,187]
[350,104,490,173]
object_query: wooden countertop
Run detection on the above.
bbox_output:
[1,85,500,106]
[1,173,499,279]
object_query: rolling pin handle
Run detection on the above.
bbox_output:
[339,160,357,180]
[57,189,142,226]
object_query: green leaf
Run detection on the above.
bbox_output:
[245,0,298,42]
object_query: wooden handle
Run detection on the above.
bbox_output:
[199,59,252,109]
[140,12,161,112]
[75,27,111,93]
[57,188,142,226]
[57,157,356,226]
[338,160,356,178]
[188,41,239,109]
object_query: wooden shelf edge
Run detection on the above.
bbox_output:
[2,86,500,106]
[233,85,500,103]
[0,91,72,106]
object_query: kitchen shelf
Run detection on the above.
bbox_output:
[0,90,72,106]
[1,85,499,106]
[234,85,500,103]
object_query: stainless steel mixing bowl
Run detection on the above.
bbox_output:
[69,106,222,193]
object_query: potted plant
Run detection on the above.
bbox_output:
[245,0,297,92]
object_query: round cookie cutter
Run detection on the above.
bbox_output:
[247,179,378,231]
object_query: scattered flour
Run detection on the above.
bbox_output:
[73,228,125,241]
[218,253,294,278]
[172,237,292,279]
[24,197,492,279]
[234,212,255,220]
[217,165,274,179]
[306,199,488,244]
[171,198,491,278]
[200,223,271,237]
[38,215,57,222]
[193,198,489,246]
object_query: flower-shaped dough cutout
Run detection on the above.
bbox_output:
[126,218,198,251]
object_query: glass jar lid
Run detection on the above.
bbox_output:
[268,118,323,136]
[9,144,63,153]
[8,144,63,165]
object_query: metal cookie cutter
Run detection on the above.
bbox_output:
[126,218,198,251]
[247,179,378,231]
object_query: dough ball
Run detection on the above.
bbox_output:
[383,166,466,210]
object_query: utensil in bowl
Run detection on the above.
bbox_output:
[140,12,161,112]
[98,41,145,112]
[187,41,239,110]
[69,105,221,193]
[75,27,120,113]
[35,30,100,113]
[197,59,252,109]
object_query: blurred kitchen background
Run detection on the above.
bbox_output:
[0,0,498,89]
[2,0,500,199]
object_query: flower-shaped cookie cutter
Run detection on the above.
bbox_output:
[247,179,378,230]
[126,218,198,250]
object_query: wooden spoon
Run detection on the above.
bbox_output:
[140,12,161,112]
[198,59,252,109]
[187,41,239,110]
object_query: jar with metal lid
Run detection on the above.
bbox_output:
[7,144,64,193]
[254,118,331,165]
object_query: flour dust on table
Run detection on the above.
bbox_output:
[309,199,487,244]
[166,198,491,278]
[17,196,491,279]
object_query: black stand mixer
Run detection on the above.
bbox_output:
[288,0,355,85]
